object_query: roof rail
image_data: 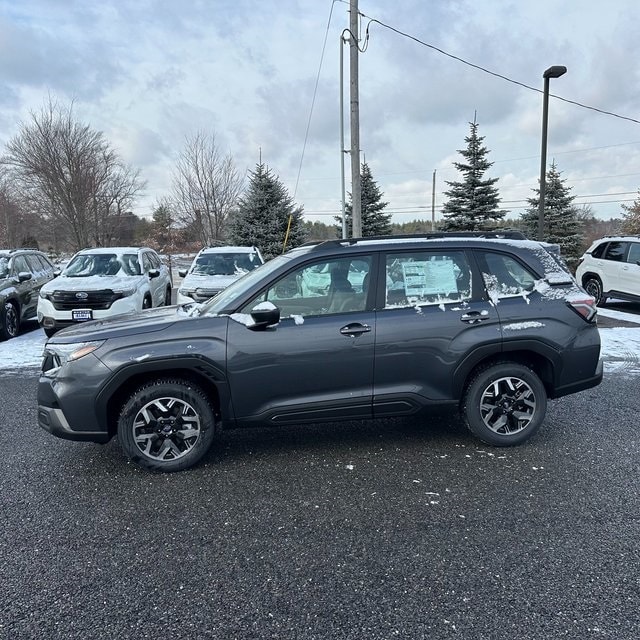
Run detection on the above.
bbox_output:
[300,230,528,250]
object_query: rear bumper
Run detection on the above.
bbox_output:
[552,357,603,398]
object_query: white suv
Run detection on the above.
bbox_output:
[177,245,264,304]
[575,236,640,305]
[38,246,173,336]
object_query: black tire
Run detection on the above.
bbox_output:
[117,378,216,472]
[142,295,152,310]
[164,287,172,306]
[0,301,20,341]
[462,362,547,447]
[583,276,606,306]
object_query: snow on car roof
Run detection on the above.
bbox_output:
[199,246,258,254]
[75,247,151,255]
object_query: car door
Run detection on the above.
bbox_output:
[142,251,162,306]
[11,254,37,319]
[372,248,501,413]
[620,241,640,297]
[225,255,376,425]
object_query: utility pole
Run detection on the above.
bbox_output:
[349,0,361,238]
[431,169,436,231]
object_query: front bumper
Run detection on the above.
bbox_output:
[37,405,110,442]
[37,352,114,443]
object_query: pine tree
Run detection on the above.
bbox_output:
[337,162,391,237]
[229,163,306,260]
[521,162,583,267]
[621,190,640,234]
[441,119,504,230]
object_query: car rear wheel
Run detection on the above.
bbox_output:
[583,276,606,306]
[462,362,547,446]
[117,378,216,472]
[0,301,20,340]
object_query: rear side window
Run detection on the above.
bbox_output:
[479,252,536,300]
[384,250,472,308]
[603,242,627,262]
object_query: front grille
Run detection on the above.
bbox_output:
[50,289,122,311]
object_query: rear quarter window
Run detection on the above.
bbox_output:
[478,252,536,300]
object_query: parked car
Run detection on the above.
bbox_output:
[0,248,56,340]
[575,236,640,306]
[37,246,172,337]
[176,245,264,304]
[37,233,602,472]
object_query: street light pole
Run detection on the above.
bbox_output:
[537,65,567,241]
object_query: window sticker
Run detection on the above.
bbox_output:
[401,260,458,297]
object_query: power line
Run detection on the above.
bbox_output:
[292,0,340,199]
[361,15,640,126]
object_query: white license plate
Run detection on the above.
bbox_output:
[72,309,93,321]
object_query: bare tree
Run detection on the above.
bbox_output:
[1,98,145,251]
[171,132,244,245]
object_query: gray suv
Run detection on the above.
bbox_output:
[0,248,56,340]
[37,234,603,472]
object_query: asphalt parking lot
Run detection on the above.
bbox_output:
[1,367,639,640]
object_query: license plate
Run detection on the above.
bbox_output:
[72,309,93,321]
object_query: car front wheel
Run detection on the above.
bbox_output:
[117,378,216,472]
[0,301,20,340]
[462,362,547,446]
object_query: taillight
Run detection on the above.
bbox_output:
[567,296,597,322]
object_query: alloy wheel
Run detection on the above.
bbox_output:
[479,376,536,435]
[131,396,201,461]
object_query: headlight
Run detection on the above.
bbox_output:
[39,290,52,300]
[114,287,137,297]
[42,341,105,374]
[178,288,196,299]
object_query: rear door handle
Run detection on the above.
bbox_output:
[340,323,372,336]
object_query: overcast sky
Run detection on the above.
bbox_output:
[1,0,639,226]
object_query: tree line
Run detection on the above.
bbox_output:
[1,98,638,265]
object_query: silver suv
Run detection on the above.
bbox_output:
[575,236,640,305]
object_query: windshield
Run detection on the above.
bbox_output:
[0,257,9,278]
[190,252,262,276]
[198,255,290,315]
[63,253,141,277]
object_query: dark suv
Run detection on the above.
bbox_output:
[0,248,56,340]
[37,234,603,472]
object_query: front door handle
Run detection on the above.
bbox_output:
[340,323,372,336]
[460,311,490,324]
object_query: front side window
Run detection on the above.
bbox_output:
[626,242,640,265]
[11,255,30,275]
[384,250,472,308]
[241,256,372,319]
[480,252,536,300]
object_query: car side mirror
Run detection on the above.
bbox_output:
[148,269,160,279]
[53,269,62,277]
[248,304,280,331]
[178,269,187,278]
[17,271,33,282]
